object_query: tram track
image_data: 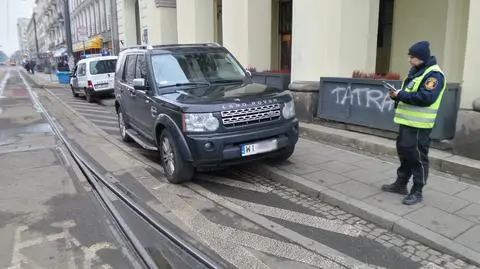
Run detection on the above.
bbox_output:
[18,70,225,269]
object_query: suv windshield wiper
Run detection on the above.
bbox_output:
[210,79,245,84]
[157,82,211,89]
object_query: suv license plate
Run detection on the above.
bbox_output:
[241,139,278,157]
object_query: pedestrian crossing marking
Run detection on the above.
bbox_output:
[195,174,273,193]
[187,183,382,269]
[90,118,118,125]
[78,112,117,120]
[99,126,119,132]
[227,198,362,237]
[74,107,113,114]
[151,186,348,269]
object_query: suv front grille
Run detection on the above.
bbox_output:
[221,104,281,128]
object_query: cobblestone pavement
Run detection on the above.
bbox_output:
[262,136,480,266]
[36,84,480,269]
[230,169,478,269]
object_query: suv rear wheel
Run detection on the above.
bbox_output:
[159,130,194,184]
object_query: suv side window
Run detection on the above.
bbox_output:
[123,55,137,84]
[135,54,147,79]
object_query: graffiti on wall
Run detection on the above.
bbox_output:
[330,86,395,113]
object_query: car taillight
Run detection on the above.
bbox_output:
[87,80,94,89]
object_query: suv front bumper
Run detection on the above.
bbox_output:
[185,119,299,168]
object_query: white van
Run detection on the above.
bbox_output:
[70,55,118,102]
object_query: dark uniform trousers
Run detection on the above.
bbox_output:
[395,124,432,193]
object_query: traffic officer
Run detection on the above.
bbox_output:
[381,41,446,205]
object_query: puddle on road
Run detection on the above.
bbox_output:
[21,122,52,133]
[0,123,53,146]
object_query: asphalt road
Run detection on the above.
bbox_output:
[0,67,144,269]
[12,66,478,269]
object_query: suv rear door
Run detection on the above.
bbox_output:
[120,54,140,127]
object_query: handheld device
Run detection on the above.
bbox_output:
[382,80,395,90]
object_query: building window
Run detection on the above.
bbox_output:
[377,0,394,48]
[95,1,100,33]
[279,0,292,71]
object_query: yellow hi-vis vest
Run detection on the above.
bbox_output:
[393,65,446,129]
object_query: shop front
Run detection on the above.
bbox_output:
[72,36,103,62]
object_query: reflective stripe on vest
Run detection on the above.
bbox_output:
[393,64,446,129]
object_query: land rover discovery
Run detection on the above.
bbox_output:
[114,43,299,183]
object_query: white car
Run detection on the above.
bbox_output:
[70,55,118,102]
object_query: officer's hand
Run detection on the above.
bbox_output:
[389,88,399,98]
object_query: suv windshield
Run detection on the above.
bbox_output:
[151,51,247,87]
[90,59,117,75]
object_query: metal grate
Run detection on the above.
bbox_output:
[221,104,281,128]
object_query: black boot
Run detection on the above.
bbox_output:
[402,192,423,205]
[381,182,408,195]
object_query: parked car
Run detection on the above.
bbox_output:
[114,43,299,183]
[70,55,118,102]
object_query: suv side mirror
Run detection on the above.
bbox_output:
[133,78,147,91]
[246,70,252,78]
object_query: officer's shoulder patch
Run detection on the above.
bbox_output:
[424,77,438,90]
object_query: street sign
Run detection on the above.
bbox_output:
[78,27,88,42]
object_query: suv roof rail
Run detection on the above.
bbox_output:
[151,43,221,49]
[120,44,154,51]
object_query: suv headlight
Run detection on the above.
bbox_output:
[183,113,220,132]
[282,100,295,120]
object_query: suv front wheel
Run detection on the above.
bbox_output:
[117,108,132,142]
[159,130,194,184]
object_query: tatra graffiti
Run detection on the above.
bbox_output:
[330,86,395,113]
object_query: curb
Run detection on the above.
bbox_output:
[299,123,480,184]
[255,164,480,267]
[20,70,67,89]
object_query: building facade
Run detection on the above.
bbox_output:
[115,0,178,48]
[25,17,36,56]
[113,0,480,158]
[70,0,114,57]
[16,18,30,55]
[116,0,478,111]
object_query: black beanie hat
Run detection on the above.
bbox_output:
[408,41,431,62]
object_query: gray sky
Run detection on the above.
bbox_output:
[0,0,35,56]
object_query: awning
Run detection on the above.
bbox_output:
[53,47,67,57]
[73,36,103,52]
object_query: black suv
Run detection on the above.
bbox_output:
[114,43,299,183]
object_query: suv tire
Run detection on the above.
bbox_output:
[159,130,194,184]
[271,145,295,162]
[117,108,133,142]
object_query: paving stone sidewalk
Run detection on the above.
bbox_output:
[261,138,480,266]
[25,70,65,88]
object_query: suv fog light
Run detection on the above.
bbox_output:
[204,142,214,150]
